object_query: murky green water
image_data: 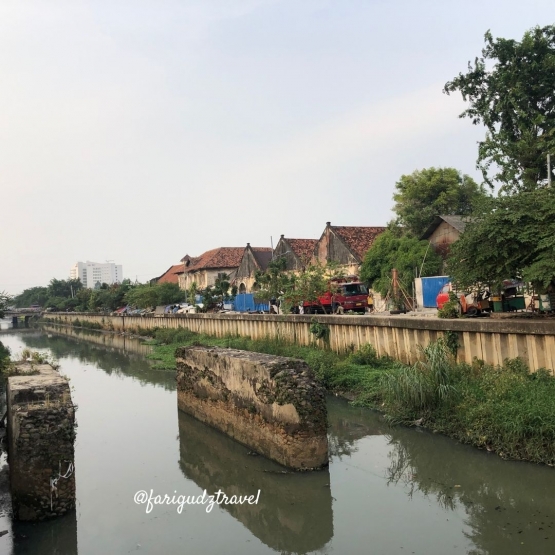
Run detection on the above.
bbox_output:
[0,326,554,555]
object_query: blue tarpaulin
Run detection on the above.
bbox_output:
[233,293,269,312]
[421,276,450,308]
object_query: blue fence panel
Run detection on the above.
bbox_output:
[422,276,450,308]
[234,294,269,312]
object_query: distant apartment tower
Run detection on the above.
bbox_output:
[70,261,123,289]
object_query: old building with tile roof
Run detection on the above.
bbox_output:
[235,244,273,293]
[273,236,318,273]
[421,215,470,259]
[182,247,245,290]
[157,264,184,286]
[314,222,386,275]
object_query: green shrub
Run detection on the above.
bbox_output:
[437,291,460,319]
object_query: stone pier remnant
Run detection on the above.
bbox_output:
[176,346,328,470]
[6,362,76,520]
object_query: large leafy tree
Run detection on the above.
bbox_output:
[393,167,487,237]
[444,26,555,193]
[448,187,555,291]
[361,229,443,296]
[13,286,49,308]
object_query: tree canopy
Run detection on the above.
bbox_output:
[360,229,443,296]
[124,282,185,309]
[444,25,555,193]
[0,291,11,319]
[393,167,487,237]
[447,187,555,292]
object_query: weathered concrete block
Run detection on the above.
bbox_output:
[7,363,76,520]
[176,346,328,469]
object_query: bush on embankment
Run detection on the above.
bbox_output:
[381,340,555,465]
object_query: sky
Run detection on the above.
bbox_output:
[1,0,553,295]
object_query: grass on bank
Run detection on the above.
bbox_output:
[142,327,555,465]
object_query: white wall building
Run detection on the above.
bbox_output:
[70,261,123,289]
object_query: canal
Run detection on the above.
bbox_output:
[0,326,554,554]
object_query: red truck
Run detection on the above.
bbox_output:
[303,276,369,314]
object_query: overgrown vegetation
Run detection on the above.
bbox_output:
[0,340,10,372]
[142,327,555,464]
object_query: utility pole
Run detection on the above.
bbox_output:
[548,153,552,186]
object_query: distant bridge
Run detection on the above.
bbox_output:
[3,310,42,328]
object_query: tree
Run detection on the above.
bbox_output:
[0,291,11,319]
[360,229,443,296]
[13,286,49,308]
[393,167,487,237]
[156,283,185,305]
[286,263,338,314]
[124,284,160,309]
[213,274,231,302]
[447,187,555,291]
[254,258,296,304]
[444,26,555,193]
[48,278,83,299]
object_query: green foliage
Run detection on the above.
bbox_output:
[443,331,460,355]
[13,278,135,312]
[309,319,330,341]
[360,229,442,296]
[254,257,296,304]
[437,292,461,319]
[444,26,555,193]
[0,340,10,371]
[13,286,48,309]
[213,273,230,300]
[393,167,487,237]
[0,291,12,318]
[447,187,555,290]
[285,262,344,313]
[382,340,458,421]
[124,282,185,309]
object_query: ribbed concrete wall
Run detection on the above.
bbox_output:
[43,313,555,373]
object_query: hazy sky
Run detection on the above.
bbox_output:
[1,1,553,294]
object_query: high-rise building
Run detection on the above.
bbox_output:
[70,261,123,289]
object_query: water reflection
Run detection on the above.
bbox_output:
[11,511,77,555]
[178,410,333,554]
[382,421,555,555]
[21,325,174,391]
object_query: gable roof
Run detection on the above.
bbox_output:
[331,226,386,260]
[421,215,469,240]
[157,264,184,284]
[251,247,273,271]
[283,238,318,263]
[184,247,245,272]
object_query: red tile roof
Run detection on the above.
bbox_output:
[185,247,245,272]
[332,226,386,261]
[157,264,184,284]
[284,238,318,264]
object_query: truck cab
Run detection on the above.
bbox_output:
[304,276,368,314]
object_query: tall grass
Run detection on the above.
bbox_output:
[382,340,458,421]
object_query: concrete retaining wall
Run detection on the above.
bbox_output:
[176,346,328,469]
[44,312,555,373]
[7,362,76,520]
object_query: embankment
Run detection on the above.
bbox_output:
[44,312,555,373]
